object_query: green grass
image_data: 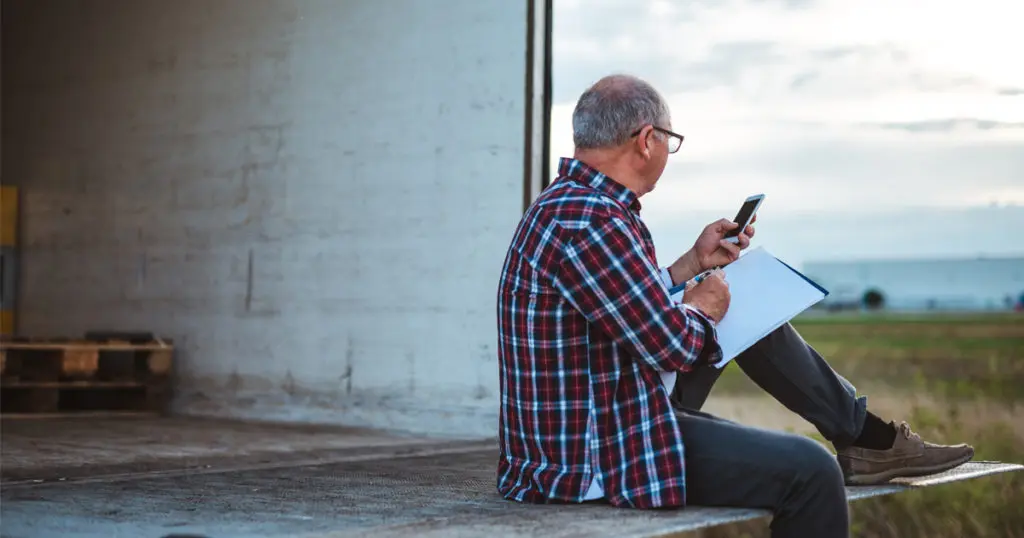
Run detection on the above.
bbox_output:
[715,312,1024,401]
[794,311,1021,323]
[686,312,1024,538]
[848,405,1023,538]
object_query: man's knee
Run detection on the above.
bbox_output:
[771,435,850,537]
[788,435,845,491]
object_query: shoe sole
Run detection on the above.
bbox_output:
[844,452,975,486]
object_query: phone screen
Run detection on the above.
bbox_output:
[724,199,759,238]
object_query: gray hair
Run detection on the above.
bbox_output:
[571,74,671,150]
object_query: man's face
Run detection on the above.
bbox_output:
[635,124,678,195]
[648,128,671,183]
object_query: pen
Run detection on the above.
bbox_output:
[691,266,723,285]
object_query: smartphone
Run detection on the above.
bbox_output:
[724,194,765,244]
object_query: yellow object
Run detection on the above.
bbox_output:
[0,186,17,247]
[0,309,12,336]
[1,185,17,335]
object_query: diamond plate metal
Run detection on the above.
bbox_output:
[844,461,1024,502]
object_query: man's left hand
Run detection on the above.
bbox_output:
[668,216,756,285]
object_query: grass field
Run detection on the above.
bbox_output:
[693,312,1024,538]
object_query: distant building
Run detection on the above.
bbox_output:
[801,256,1024,312]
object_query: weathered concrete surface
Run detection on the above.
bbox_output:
[1,418,1020,538]
[0,416,481,482]
[3,449,1020,538]
[1,444,766,538]
[3,0,533,438]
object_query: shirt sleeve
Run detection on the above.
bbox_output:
[661,267,689,305]
[660,267,674,288]
[554,216,721,372]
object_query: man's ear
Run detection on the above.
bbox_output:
[635,125,653,160]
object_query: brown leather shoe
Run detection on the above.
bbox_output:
[837,421,975,485]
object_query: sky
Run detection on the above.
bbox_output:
[550,0,1024,269]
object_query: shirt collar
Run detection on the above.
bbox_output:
[557,157,641,211]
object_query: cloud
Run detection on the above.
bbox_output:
[556,40,915,102]
[645,205,1024,269]
[772,45,993,97]
[751,0,817,9]
[788,71,819,90]
[909,74,990,93]
[639,138,1024,214]
[550,0,1024,264]
[808,44,909,62]
[554,0,1022,104]
[872,119,1024,133]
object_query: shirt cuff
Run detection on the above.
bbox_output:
[682,304,724,366]
[662,267,686,304]
[665,266,720,364]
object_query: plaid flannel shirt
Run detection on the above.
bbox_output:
[496,157,723,509]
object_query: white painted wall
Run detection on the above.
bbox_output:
[803,257,1024,311]
[5,0,536,436]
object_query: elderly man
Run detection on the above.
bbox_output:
[495,74,974,537]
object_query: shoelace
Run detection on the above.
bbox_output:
[899,422,921,442]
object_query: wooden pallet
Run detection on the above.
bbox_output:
[0,336,173,415]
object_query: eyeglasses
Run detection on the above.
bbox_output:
[631,125,684,154]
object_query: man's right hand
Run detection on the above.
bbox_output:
[683,270,731,323]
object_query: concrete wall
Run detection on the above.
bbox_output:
[3,0,536,436]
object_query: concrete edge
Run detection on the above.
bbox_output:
[1,439,498,489]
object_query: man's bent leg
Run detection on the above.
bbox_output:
[729,322,974,484]
[678,409,849,538]
[669,358,724,411]
[668,322,865,448]
[733,322,867,448]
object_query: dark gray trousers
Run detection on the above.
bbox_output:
[671,322,868,538]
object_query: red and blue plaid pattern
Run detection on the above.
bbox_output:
[496,157,722,508]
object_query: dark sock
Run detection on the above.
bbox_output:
[853,412,897,450]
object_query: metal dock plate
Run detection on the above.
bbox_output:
[845,461,1024,501]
